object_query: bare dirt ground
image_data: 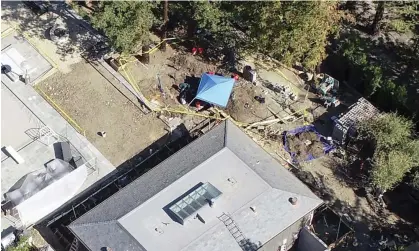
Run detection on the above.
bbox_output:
[254,126,414,250]
[121,45,219,109]
[250,124,413,249]
[226,84,272,124]
[233,69,412,249]
[118,42,312,126]
[12,1,413,247]
[300,157,411,250]
[38,61,167,166]
[286,131,324,162]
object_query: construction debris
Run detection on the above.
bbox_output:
[283,125,335,163]
[332,97,380,144]
[286,132,324,162]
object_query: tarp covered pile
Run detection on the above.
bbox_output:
[5,159,87,226]
[283,125,335,163]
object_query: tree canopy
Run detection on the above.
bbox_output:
[90,1,155,54]
[6,237,36,251]
[77,1,418,122]
[248,2,340,70]
[84,1,341,70]
[226,1,341,70]
[358,113,419,191]
[336,2,419,118]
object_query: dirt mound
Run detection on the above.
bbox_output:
[286,131,324,162]
[169,53,217,76]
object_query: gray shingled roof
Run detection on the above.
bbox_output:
[69,120,321,251]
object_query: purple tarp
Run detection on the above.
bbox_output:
[283,125,335,163]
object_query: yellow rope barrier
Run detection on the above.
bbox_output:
[1,28,14,38]
[111,41,308,130]
[3,24,85,135]
[159,107,225,120]
[32,68,57,86]
[35,86,86,137]
[120,63,141,95]
[140,38,177,55]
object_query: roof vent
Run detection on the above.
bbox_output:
[154,227,164,234]
[289,197,298,205]
[196,213,206,224]
[208,198,215,207]
[227,177,237,185]
[250,206,257,214]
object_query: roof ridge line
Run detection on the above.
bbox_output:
[270,187,323,202]
[224,121,321,200]
[71,219,118,227]
[71,121,228,226]
[224,119,228,147]
[225,147,320,201]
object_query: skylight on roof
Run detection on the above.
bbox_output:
[168,182,222,224]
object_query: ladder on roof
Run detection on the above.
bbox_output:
[218,213,254,251]
[68,238,79,251]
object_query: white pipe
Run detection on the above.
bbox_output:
[4,146,24,164]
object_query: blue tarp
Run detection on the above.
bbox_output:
[195,73,235,108]
[283,125,335,163]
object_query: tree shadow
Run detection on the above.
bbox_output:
[239,238,262,251]
[349,1,374,32]
[307,157,419,250]
[326,26,418,118]
[383,183,419,225]
[1,1,108,62]
[311,206,352,247]
[288,152,419,250]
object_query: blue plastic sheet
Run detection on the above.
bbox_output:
[283,125,335,163]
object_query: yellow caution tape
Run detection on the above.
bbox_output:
[122,37,179,57]
[274,69,300,95]
[35,86,86,137]
[159,107,227,121]
[1,28,14,38]
[2,24,58,69]
[142,38,177,54]
[32,68,56,86]
[4,24,84,135]
[120,64,140,94]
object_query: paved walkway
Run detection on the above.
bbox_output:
[1,79,115,191]
[1,29,115,231]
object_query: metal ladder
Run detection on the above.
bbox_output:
[218,213,252,250]
[68,238,79,251]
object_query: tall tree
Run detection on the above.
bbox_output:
[371,1,385,35]
[161,0,169,52]
[358,113,419,191]
[190,1,235,51]
[404,34,419,77]
[386,1,419,33]
[241,2,341,70]
[90,1,155,54]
